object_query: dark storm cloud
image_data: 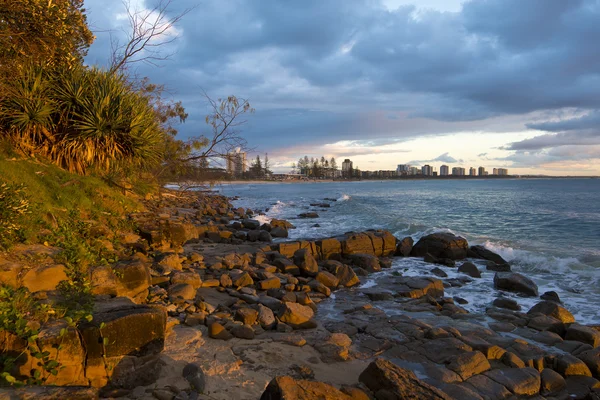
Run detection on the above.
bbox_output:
[83,0,600,164]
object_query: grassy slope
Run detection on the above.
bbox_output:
[0,150,146,244]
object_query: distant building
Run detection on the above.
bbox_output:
[493,168,498,175]
[440,165,449,176]
[409,166,419,175]
[341,159,353,178]
[422,164,433,176]
[397,164,411,175]
[497,168,508,176]
[452,167,466,176]
[226,150,246,177]
[478,166,486,176]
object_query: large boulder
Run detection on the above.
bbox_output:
[90,260,151,302]
[565,324,600,348]
[467,245,508,265]
[277,302,315,329]
[0,387,99,399]
[293,249,319,277]
[410,233,469,260]
[395,236,414,256]
[483,368,541,397]
[260,376,351,400]
[348,253,381,273]
[527,301,575,323]
[579,348,600,378]
[359,358,450,400]
[81,302,167,387]
[167,222,199,246]
[22,264,68,293]
[0,258,23,288]
[316,238,342,260]
[494,272,538,297]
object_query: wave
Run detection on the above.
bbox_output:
[337,194,351,202]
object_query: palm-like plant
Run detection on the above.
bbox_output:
[0,67,55,152]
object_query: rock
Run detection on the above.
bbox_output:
[258,304,276,330]
[540,368,567,396]
[316,271,339,288]
[540,290,562,303]
[259,230,273,242]
[565,376,600,399]
[316,333,352,362]
[410,232,469,260]
[235,307,259,325]
[242,219,261,229]
[485,261,511,272]
[298,212,319,218]
[108,354,165,390]
[467,245,508,265]
[168,283,196,301]
[0,258,23,288]
[363,289,395,301]
[554,354,593,377]
[359,358,450,400]
[566,324,600,348]
[90,260,151,302]
[230,271,254,287]
[155,253,183,272]
[260,376,352,399]
[270,227,288,238]
[527,301,575,323]
[0,387,99,399]
[81,303,166,387]
[458,262,481,278]
[431,267,448,277]
[483,368,541,396]
[349,253,381,273]
[182,362,206,393]
[334,264,360,287]
[277,302,315,329]
[463,374,512,399]
[271,219,295,229]
[396,237,414,256]
[579,348,600,378]
[501,351,526,368]
[220,273,233,288]
[258,277,281,290]
[231,324,255,339]
[340,233,376,256]
[170,271,202,289]
[493,272,538,296]
[208,322,233,340]
[395,276,444,299]
[293,249,319,277]
[446,351,491,380]
[492,297,521,311]
[22,264,68,292]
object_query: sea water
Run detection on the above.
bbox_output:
[216,179,600,324]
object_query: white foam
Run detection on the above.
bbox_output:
[338,194,351,202]
[253,214,271,225]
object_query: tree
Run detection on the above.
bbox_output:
[109,0,192,74]
[0,0,95,81]
[330,157,338,178]
[291,162,297,174]
[264,153,271,177]
[249,155,263,178]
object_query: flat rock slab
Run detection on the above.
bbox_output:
[395,276,444,299]
[484,368,541,396]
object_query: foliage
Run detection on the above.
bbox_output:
[0,182,30,248]
[296,155,338,178]
[0,66,166,174]
[0,0,94,82]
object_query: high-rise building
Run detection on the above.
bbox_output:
[469,167,476,176]
[497,168,508,175]
[452,167,466,176]
[478,166,486,176]
[341,159,353,178]
[397,164,411,175]
[440,165,449,176]
[422,164,433,176]
[409,166,419,175]
[493,168,498,175]
[226,150,246,177]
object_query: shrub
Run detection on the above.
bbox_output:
[0,182,30,247]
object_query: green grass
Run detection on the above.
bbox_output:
[0,150,147,246]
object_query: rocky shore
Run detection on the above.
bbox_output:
[1,190,600,400]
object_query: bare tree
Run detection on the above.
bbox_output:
[183,91,255,164]
[109,0,192,74]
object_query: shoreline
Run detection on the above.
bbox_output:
[2,189,599,399]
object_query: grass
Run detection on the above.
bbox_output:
[0,149,147,246]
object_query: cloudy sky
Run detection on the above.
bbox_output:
[84,0,600,175]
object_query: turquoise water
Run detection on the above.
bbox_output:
[217,179,600,322]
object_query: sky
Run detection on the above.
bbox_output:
[84,0,600,176]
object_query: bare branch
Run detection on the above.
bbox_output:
[109,0,193,75]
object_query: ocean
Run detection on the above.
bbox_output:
[216,179,600,324]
